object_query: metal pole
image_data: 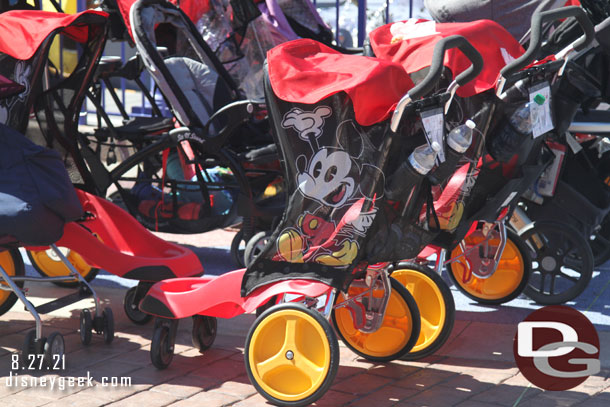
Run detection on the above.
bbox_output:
[358,0,367,47]
[410,0,413,18]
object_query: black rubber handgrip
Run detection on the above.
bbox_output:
[408,35,484,100]
[500,6,595,78]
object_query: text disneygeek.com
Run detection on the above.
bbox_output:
[5,371,132,391]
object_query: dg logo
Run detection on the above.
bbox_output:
[513,305,600,391]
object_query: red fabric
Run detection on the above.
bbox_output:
[268,39,415,126]
[369,19,525,97]
[0,10,107,60]
[117,0,209,41]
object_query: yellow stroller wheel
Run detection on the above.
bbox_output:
[391,262,455,360]
[245,303,339,407]
[448,227,530,304]
[0,249,25,316]
[332,276,421,362]
[27,247,98,288]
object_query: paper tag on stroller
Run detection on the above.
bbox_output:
[529,82,553,138]
[421,108,445,163]
[536,141,566,197]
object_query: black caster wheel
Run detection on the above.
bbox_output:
[191,315,217,352]
[80,309,93,346]
[244,231,271,268]
[231,230,247,268]
[103,307,114,344]
[151,319,177,369]
[21,330,38,367]
[519,220,594,305]
[44,332,65,368]
[123,286,152,325]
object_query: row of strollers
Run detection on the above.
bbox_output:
[1,0,609,405]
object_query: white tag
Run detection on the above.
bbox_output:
[390,20,439,41]
[421,108,445,163]
[564,132,583,154]
[529,82,554,138]
[536,142,566,197]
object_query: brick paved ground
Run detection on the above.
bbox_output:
[1,227,609,406]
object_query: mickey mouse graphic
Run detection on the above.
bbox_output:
[276,109,383,266]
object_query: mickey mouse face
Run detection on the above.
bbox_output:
[297,148,355,208]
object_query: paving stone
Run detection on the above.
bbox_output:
[348,385,420,407]
[151,374,214,399]
[189,358,246,382]
[516,390,589,407]
[41,392,110,407]
[167,389,240,407]
[367,362,420,380]
[332,372,390,396]
[207,375,256,399]
[470,383,542,407]
[0,391,56,406]
[407,383,474,406]
[439,373,496,394]
[394,368,457,390]
[311,389,357,406]
[103,388,180,407]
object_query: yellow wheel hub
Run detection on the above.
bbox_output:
[450,234,525,300]
[391,269,445,353]
[248,309,331,402]
[28,247,93,280]
[0,251,16,304]
[334,284,413,358]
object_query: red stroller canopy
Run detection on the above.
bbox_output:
[0,9,108,60]
[117,0,209,40]
[267,38,415,126]
[369,19,525,97]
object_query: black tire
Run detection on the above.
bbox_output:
[123,286,152,325]
[80,309,93,346]
[392,262,455,360]
[27,249,99,288]
[448,227,531,305]
[589,215,610,267]
[519,220,594,305]
[191,315,217,352]
[332,277,421,362]
[244,231,271,268]
[151,322,175,369]
[21,330,37,368]
[231,230,246,268]
[44,332,65,368]
[255,295,279,317]
[103,308,115,344]
[0,249,25,317]
[245,303,339,407]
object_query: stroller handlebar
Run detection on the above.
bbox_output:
[500,6,595,78]
[391,35,483,132]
